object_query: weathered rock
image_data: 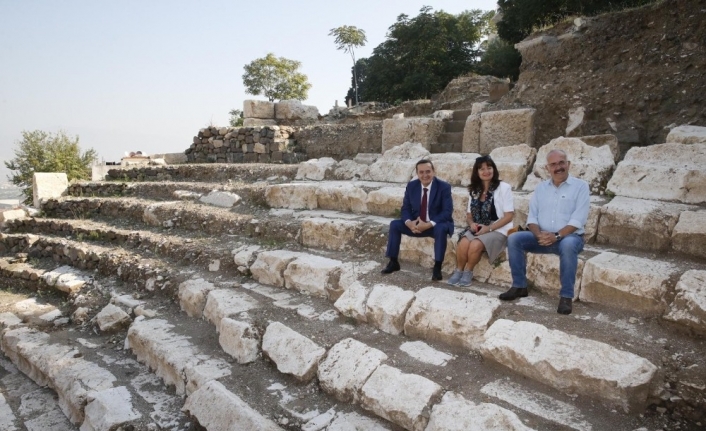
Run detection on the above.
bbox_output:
[526,253,585,300]
[94,304,131,332]
[275,100,319,121]
[365,284,415,335]
[219,318,260,364]
[173,190,202,200]
[480,319,657,413]
[462,113,481,153]
[664,270,706,334]
[243,100,275,119]
[353,153,380,165]
[296,158,337,181]
[250,250,305,287]
[382,118,445,153]
[81,386,141,431]
[490,144,537,190]
[232,245,261,270]
[399,235,456,274]
[607,143,706,204]
[365,187,405,217]
[203,289,259,331]
[41,266,86,294]
[327,412,389,431]
[32,172,68,208]
[317,338,388,403]
[426,392,534,431]
[565,106,585,136]
[334,282,372,323]
[178,278,216,318]
[579,134,620,162]
[199,191,241,208]
[666,125,706,144]
[265,183,319,209]
[261,322,325,382]
[367,143,430,183]
[283,254,343,297]
[479,109,536,154]
[332,159,369,180]
[360,364,443,431]
[404,287,499,349]
[0,209,26,226]
[671,210,706,258]
[428,153,479,186]
[300,218,360,251]
[315,183,368,213]
[242,118,277,127]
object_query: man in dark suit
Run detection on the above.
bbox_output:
[381,159,455,281]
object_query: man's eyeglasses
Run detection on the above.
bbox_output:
[546,160,568,169]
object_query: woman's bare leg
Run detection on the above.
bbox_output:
[466,239,486,271]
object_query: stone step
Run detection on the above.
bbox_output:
[437,132,463,145]
[452,109,473,121]
[429,142,461,153]
[444,120,466,133]
[102,162,298,183]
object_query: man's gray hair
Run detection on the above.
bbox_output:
[546,149,568,161]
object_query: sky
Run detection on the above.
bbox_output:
[0,0,498,182]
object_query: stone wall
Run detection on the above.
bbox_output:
[293,122,382,161]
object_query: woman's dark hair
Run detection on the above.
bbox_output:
[468,155,500,194]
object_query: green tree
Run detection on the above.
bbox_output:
[345,58,369,106]
[5,130,97,205]
[476,38,523,80]
[242,53,312,102]
[229,109,244,127]
[329,25,367,105]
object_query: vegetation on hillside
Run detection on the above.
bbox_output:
[242,53,311,102]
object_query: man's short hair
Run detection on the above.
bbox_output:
[416,159,435,171]
[546,149,568,161]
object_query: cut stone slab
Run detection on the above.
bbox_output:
[366,187,405,217]
[40,266,86,294]
[428,153,479,187]
[250,250,305,287]
[327,412,390,431]
[404,287,500,349]
[426,392,534,431]
[296,158,337,181]
[80,386,140,431]
[0,209,26,226]
[462,113,481,153]
[178,278,216,318]
[479,108,536,153]
[203,289,259,331]
[242,118,277,127]
[334,282,372,323]
[382,118,445,153]
[365,284,415,335]
[597,196,694,251]
[183,380,282,431]
[480,319,657,413]
[315,183,368,213]
[275,99,319,121]
[353,153,380,165]
[265,183,320,209]
[664,270,706,334]
[95,304,131,333]
[399,235,456,274]
[283,254,343,298]
[317,338,388,403]
[490,144,537,190]
[607,143,706,204]
[219,318,260,364]
[671,210,706,259]
[300,218,360,251]
[399,341,453,366]
[232,245,261,270]
[32,172,68,208]
[243,99,275,119]
[261,322,325,382]
[368,142,429,183]
[199,191,241,207]
[330,159,370,181]
[360,364,443,431]
[579,134,620,162]
[666,125,706,144]
[526,253,585,300]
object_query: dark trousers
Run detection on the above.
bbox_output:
[385,219,449,263]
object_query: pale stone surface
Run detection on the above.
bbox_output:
[360,364,443,431]
[382,118,445,153]
[275,100,319,121]
[597,196,694,251]
[95,304,131,332]
[399,341,453,366]
[462,113,481,153]
[318,338,388,403]
[327,412,390,431]
[451,188,469,226]
[428,153,479,186]
[671,210,706,258]
[261,322,325,382]
[32,172,68,208]
[666,125,706,144]
[607,143,706,204]
[479,109,536,153]
[178,278,216,318]
[526,253,585,300]
[300,218,360,251]
[332,159,369,180]
[480,319,658,413]
[426,392,534,431]
[404,287,500,349]
[283,255,343,297]
[565,106,585,136]
[250,250,305,287]
[490,144,537,190]
[365,284,415,335]
[524,137,615,193]
[0,312,23,329]
[431,110,454,120]
[41,266,86,294]
[243,100,275,119]
[579,134,620,162]
[472,101,489,114]
[232,244,261,268]
[242,118,277,127]
[0,209,26,225]
[199,191,241,207]
[353,153,380,165]
[173,190,202,200]
[366,187,405,217]
[664,270,706,334]
[265,183,320,209]
[399,235,456,274]
[203,289,259,331]
[80,386,140,431]
[581,252,679,313]
[183,380,282,431]
[219,318,260,364]
[334,282,371,322]
[296,158,337,181]
[315,183,368,213]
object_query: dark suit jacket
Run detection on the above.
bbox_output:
[400,177,455,236]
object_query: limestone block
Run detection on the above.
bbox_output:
[32,172,68,208]
[300,218,360,251]
[366,187,405,217]
[428,153,478,186]
[41,266,86,294]
[203,289,259,331]
[178,279,216,318]
[336,261,379,298]
[526,137,615,193]
[404,287,500,349]
[0,312,22,329]
[315,183,368,213]
[565,106,585,136]
[527,253,585,300]
[462,113,481,153]
[283,254,343,297]
[95,304,131,332]
[353,153,380,165]
[199,191,241,207]
[265,183,319,209]
[81,386,140,431]
[431,110,454,120]
[243,100,275,119]
[163,152,188,164]
[473,253,512,287]
[317,338,388,403]
[490,144,537,190]
[579,134,620,162]
[581,252,679,313]
[296,158,337,181]
[382,118,445,153]
[399,235,456,274]
[332,159,369,180]
[219,318,260,364]
[666,125,706,144]
[426,392,534,431]
[183,380,282,431]
[365,284,415,335]
[664,270,706,334]
[607,143,706,204]
[261,322,325,382]
[334,282,371,322]
[0,209,26,226]
[243,118,277,127]
[173,190,202,200]
[250,250,305,287]
[232,245,261,271]
[671,211,706,258]
[327,412,389,431]
[452,188,469,226]
[360,364,443,431]
[275,100,319,121]
[597,196,694,251]
[480,319,658,413]
[479,109,536,153]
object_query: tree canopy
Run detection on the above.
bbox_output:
[229,109,244,127]
[5,130,97,205]
[242,53,311,102]
[329,25,367,105]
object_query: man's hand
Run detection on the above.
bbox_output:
[537,231,556,246]
[406,217,432,234]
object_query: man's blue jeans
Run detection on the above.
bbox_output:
[507,231,584,298]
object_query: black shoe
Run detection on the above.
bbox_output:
[499,287,528,301]
[432,262,443,281]
[557,297,572,315]
[381,259,400,274]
